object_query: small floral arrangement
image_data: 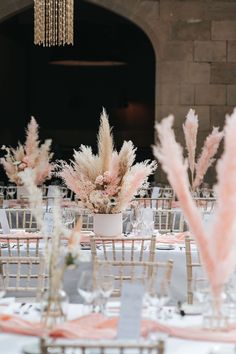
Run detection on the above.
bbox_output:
[0,116,53,186]
[56,108,157,214]
[19,168,85,325]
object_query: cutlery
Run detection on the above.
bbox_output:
[14,302,26,314]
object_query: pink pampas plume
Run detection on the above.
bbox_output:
[209,108,236,292]
[153,116,214,277]
[153,109,236,306]
[193,127,224,190]
[183,109,198,185]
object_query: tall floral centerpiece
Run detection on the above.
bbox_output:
[0,116,53,189]
[153,109,236,328]
[56,108,157,236]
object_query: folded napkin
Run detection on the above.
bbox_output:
[0,313,157,340]
[2,313,236,343]
[156,232,188,244]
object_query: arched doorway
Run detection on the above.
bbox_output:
[0,0,156,181]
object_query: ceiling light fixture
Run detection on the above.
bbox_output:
[34,0,74,47]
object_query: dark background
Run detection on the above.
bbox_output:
[0,0,155,184]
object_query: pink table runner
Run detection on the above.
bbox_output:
[1,313,236,343]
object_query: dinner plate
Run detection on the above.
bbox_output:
[104,244,138,251]
[156,243,175,250]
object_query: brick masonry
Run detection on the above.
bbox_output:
[1,0,236,184]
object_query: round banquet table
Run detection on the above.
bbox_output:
[0,302,235,354]
[1,243,192,304]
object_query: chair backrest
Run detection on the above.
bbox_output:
[90,235,156,262]
[0,256,47,298]
[4,208,38,231]
[78,209,93,230]
[0,234,44,257]
[194,197,216,212]
[132,198,173,210]
[153,209,185,233]
[40,339,165,354]
[93,258,173,298]
[185,235,203,304]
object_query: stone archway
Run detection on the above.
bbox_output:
[0,0,159,120]
[0,0,160,179]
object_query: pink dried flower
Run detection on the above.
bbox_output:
[95,175,104,185]
[56,108,157,213]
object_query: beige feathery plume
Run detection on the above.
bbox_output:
[97,107,113,173]
[183,109,198,185]
[73,146,101,181]
[25,116,39,161]
[118,141,136,179]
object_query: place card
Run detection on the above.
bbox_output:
[117,282,144,340]
[43,212,54,235]
[0,209,11,234]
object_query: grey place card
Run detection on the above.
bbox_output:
[43,212,54,235]
[117,282,144,340]
[0,209,11,234]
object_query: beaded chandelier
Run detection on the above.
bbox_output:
[34,0,74,47]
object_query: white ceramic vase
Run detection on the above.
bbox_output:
[93,213,123,237]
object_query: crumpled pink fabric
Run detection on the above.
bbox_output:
[2,313,236,343]
[0,313,157,340]
[156,232,189,244]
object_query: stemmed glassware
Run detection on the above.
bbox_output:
[144,273,171,320]
[62,208,75,229]
[95,263,114,315]
[77,271,99,313]
[6,185,16,199]
[130,206,142,236]
[0,273,6,300]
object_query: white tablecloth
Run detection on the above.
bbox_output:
[0,303,234,354]
[1,244,191,304]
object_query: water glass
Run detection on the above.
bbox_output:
[77,271,98,313]
[0,273,6,299]
[95,263,114,315]
[145,274,170,320]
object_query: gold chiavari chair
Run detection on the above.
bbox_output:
[93,258,173,298]
[0,234,44,257]
[40,339,165,354]
[185,235,204,304]
[194,197,216,213]
[153,209,185,234]
[90,235,156,263]
[77,208,93,230]
[132,197,173,210]
[4,208,38,231]
[0,256,47,300]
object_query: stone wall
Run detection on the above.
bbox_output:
[0,0,236,183]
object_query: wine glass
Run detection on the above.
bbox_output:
[144,273,170,320]
[62,208,75,229]
[141,208,154,235]
[6,185,16,200]
[77,271,98,313]
[0,273,6,300]
[130,206,142,236]
[95,263,114,315]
